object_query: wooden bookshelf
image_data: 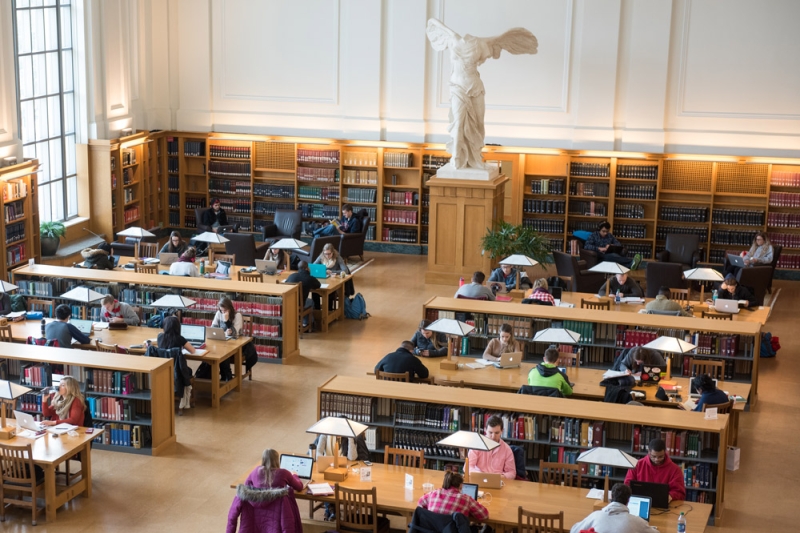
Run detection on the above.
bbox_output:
[0,160,40,276]
[10,264,300,364]
[3,341,176,456]
[319,375,729,523]
[767,163,800,268]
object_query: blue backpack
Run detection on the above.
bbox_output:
[760,332,777,358]
[344,293,369,320]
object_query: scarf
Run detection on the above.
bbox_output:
[321,255,337,269]
[52,393,76,421]
[103,300,122,320]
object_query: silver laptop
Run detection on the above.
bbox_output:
[13,410,44,431]
[714,298,740,314]
[159,253,179,266]
[207,327,233,341]
[726,253,746,268]
[628,495,652,521]
[71,318,93,335]
[494,351,522,369]
[180,324,206,347]
[279,454,315,489]
[255,259,278,275]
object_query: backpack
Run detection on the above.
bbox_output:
[146,314,163,329]
[344,293,370,320]
[760,332,777,358]
[10,294,26,312]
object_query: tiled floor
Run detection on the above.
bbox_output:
[1,252,793,532]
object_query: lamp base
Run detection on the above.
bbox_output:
[0,426,16,440]
[323,467,349,482]
[317,455,348,473]
[440,360,458,371]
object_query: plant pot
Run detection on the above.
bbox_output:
[41,236,61,257]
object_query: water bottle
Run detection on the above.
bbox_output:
[712,289,718,304]
[677,511,686,532]
[40,318,46,337]
[459,277,465,287]
[199,260,205,275]
[615,289,621,304]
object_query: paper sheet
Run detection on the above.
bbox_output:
[586,488,605,499]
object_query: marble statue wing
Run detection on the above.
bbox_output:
[487,28,538,59]
[426,18,459,51]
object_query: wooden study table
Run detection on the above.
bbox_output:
[7,423,104,523]
[230,460,712,532]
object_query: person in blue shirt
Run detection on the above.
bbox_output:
[313,204,362,237]
[584,221,641,270]
[45,304,92,348]
[488,264,532,291]
[691,374,729,412]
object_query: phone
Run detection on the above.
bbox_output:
[363,461,372,466]
[85,428,95,434]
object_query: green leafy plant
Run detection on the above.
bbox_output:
[480,221,550,265]
[40,221,66,240]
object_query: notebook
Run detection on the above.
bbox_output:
[628,495,652,521]
[309,263,329,279]
[280,454,315,489]
[70,319,93,335]
[181,324,206,347]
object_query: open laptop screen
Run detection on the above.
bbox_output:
[180,324,206,344]
[628,495,652,520]
[279,454,314,479]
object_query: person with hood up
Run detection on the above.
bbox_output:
[81,242,115,270]
[527,346,573,396]
[624,438,686,502]
[569,483,656,533]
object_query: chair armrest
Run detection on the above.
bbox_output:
[691,250,702,268]
[262,224,279,238]
[576,260,587,269]
[656,250,670,262]
[340,232,362,242]
[255,242,271,256]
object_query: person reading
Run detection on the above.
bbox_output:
[644,286,692,316]
[688,374,728,412]
[482,323,521,362]
[41,375,85,427]
[718,274,757,308]
[526,278,555,305]
[527,346,573,396]
[313,204,362,237]
[374,341,430,381]
[211,296,243,380]
[467,415,516,479]
[169,247,200,277]
[454,271,495,301]
[227,448,303,533]
[417,471,489,523]
[609,346,666,388]
[202,198,229,233]
[45,304,91,348]
[488,264,531,291]
[569,483,657,533]
[584,221,641,270]
[159,231,188,255]
[597,272,643,298]
[624,438,686,502]
[100,294,141,325]
[410,319,447,357]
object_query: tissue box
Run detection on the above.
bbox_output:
[726,446,740,471]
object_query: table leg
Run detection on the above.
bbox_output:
[731,411,739,447]
[234,347,243,393]
[80,442,93,498]
[211,361,221,408]
[319,292,330,333]
[44,464,57,522]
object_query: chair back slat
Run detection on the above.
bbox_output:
[336,485,379,532]
[518,506,564,533]
[581,298,610,310]
[539,460,582,488]
[384,447,424,468]
[375,370,409,383]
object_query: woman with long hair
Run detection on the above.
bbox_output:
[483,323,522,362]
[314,243,350,274]
[157,315,196,354]
[211,297,244,380]
[160,231,188,255]
[41,375,86,427]
[410,319,447,357]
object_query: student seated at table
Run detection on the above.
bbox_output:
[100,294,141,326]
[314,243,350,274]
[156,316,197,354]
[314,432,371,521]
[41,375,85,427]
[624,438,686,502]
[45,304,92,348]
[468,415,516,479]
[527,346,573,396]
[488,264,532,291]
[454,271,495,301]
[617,346,666,375]
[597,272,643,298]
[525,278,555,305]
[688,374,729,412]
[263,246,286,270]
[227,448,303,533]
[286,261,321,327]
[203,198,229,233]
[417,471,489,523]
[644,286,692,316]
[159,231,188,256]
[81,242,116,270]
[211,296,244,380]
[569,483,656,533]
[375,341,430,381]
[410,319,447,357]
[482,323,521,362]
[718,274,757,308]
[169,247,201,277]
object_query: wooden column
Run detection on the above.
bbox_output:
[425,175,508,285]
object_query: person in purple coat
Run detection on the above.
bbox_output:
[227,448,304,533]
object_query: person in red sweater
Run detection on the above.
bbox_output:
[624,438,686,502]
[41,376,85,427]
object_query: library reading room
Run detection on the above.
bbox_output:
[0,1,798,532]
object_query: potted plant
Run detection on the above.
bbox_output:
[480,221,550,265]
[40,221,66,256]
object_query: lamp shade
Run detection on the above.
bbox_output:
[643,336,696,354]
[193,232,230,244]
[0,380,31,401]
[499,255,539,268]
[588,261,631,275]
[0,281,18,293]
[437,430,500,452]
[306,417,368,438]
[577,447,638,469]
[533,328,581,344]
[270,238,308,250]
[683,268,724,282]
[151,295,197,309]
[60,286,107,303]
[424,318,475,337]
[117,226,155,238]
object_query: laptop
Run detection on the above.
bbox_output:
[630,480,670,509]
[13,410,44,431]
[461,483,479,500]
[494,351,522,369]
[159,253,179,266]
[470,472,503,489]
[714,298,740,314]
[279,454,315,489]
[309,263,329,279]
[181,324,206,347]
[727,253,746,268]
[207,327,233,341]
[70,319,93,336]
[552,286,563,305]
[628,495,652,521]
[255,259,278,275]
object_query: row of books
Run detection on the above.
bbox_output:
[228,216,251,232]
[382,228,417,243]
[656,226,707,242]
[552,450,612,478]
[392,429,461,459]
[345,188,377,203]
[298,186,340,201]
[683,462,716,489]
[209,145,250,159]
[614,203,646,219]
[218,198,251,214]
[167,176,180,191]
[168,212,180,225]
[17,392,44,412]
[617,165,658,179]
[383,209,417,224]
[7,243,26,266]
[342,169,378,184]
[766,212,800,228]
[123,205,140,223]
[184,141,205,157]
[63,364,150,391]
[570,162,610,177]
[711,209,765,227]
[546,239,565,252]
[93,423,150,449]
[122,168,136,185]
[184,215,197,228]
[770,170,800,186]
[5,222,25,244]
[615,184,656,200]
[530,178,565,195]
[421,212,429,226]
[2,179,27,201]
[254,201,295,216]
[523,199,566,214]
[615,224,646,239]
[568,200,607,216]
[300,203,339,219]
[568,221,600,233]
[710,229,757,246]
[776,254,800,269]
[691,333,752,357]
[423,154,449,170]
[422,192,430,207]
[626,243,653,259]
[768,191,800,207]
[86,396,142,421]
[297,167,339,183]
[182,315,281,339]
[634,426,716,459]
[319,392,375,423]
[659,206,709,223]
[21,363,53,387]
[351,206,376,219]
[767,232,800,248]
[123,188,136,204]
[4,200,25,223]
[180,291,284,316]
[254,342,281,359]
[253,183,294,199]
[167,138,179,155]
[122,149,137,166]
[167,158,179,174]
[570,182,609,197]
[342,151,378,167]
[522,218,564,234]
[298,149,339,164]
[395,401,462,431]
[384,191,419,206]
[384,152,414,168]
[87,369,140,394]
[209,180,251,196]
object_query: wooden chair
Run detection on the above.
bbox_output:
[237,270,263,283]
[0,442,44,525]
[669,288,690,306]
[135,263,158,274]
[240,316,253,381]
[702,311,733,320]
[437,379,466,388]
[580,298,609,311]
[96,340,119,353]
[539,460,582,488]
[518,506,564,533]
[688,358,725,380]
[334,485,390,533]
[27,298,54,318]
[375,370,410,383]
[137,242,159,258]
[557,351,578,367]
[209,251,235,266]
[703,400,733,415]
[384,447,424,468]
[0,324,12,342]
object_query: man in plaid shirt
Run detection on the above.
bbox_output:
[417,471,489,522]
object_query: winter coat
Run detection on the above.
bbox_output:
[81,248,115,270]
[569,501,657,533]
[227,484,302,533]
